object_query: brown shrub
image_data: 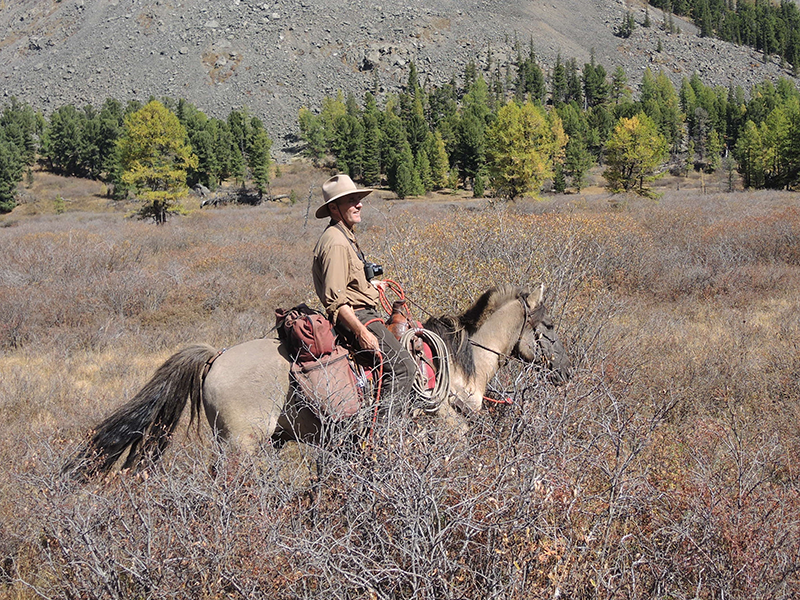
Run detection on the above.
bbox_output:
[1,187,799,599]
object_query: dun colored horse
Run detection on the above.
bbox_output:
[67,284,571,477]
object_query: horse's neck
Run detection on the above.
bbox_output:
[453,300,522,411]
[471,300,522,383]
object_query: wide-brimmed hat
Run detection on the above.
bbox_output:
[315,174,373,219]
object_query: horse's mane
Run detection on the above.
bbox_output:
[424,285,524,378]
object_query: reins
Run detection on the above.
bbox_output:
[470,295,534,406]
[468,295,532,364]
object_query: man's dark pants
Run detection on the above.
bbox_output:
[346,307,416,413]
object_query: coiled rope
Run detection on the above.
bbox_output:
[375,279,452,414]
[399,327,451,414]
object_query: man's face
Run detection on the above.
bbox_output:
[331,195,363,229]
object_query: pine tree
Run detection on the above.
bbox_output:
[427,130,450,189]
[553,163,567,193]
[0,138,23,213]
[455,77,491,184]
[583,52,610,108]
[705,129,723,172]
[415,147,433,192]
[551,53,568,107]
[565,58,583,105]
[393,145,422,198]
[361,99,382,187]
[685,138,696,176]
[472,168,485,197]
[188,128,217,188]
[298,107,327,161]
[610,66,629,105]
[404,95,429,157]
[382,110,410,191]
[564,135,593,192]
[247,117,273,198]
[735,119,764,188]
[45,104,86,176]
[332,113,364,178]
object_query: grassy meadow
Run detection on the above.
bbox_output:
[0,169,799,599]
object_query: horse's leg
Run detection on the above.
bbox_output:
[273,391,323,445]
[202,338,291,454]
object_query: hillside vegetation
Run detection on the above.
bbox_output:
[1,183,799,598]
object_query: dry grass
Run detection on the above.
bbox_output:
[1,172,799,598]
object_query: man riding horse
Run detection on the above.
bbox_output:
[312,174,417,415]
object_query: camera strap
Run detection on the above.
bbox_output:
[335,222,368,266]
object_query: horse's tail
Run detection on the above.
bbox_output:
[64,344,218,479]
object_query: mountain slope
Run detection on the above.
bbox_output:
[1,0,795,155]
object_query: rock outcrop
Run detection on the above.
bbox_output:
[1,0,796,157]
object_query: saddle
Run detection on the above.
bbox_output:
[275,303,446,422]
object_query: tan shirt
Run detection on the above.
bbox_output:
[312,221,380,323]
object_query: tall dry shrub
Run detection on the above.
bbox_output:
[2,189,800,599]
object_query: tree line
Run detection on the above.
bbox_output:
[648,0,800,74]
[2,48,800,215]
[298,48,800,198]
[0,97,272,218]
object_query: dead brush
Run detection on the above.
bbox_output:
[1,187,800,598]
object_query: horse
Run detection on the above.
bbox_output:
[66,284,571,477]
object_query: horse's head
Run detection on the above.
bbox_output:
[514,285,572,385]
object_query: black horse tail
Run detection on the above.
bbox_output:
[64,344,219,479]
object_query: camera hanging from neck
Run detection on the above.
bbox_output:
[335,222,383,281]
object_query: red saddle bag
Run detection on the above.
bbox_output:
[276,304,361,421]
[290,346,361,421]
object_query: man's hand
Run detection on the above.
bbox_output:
[355,327,381,354]
[337,305,381,355]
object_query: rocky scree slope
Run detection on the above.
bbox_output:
[0,0,796,157]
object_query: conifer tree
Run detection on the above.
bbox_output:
[564,135,592,192]
[247,117,273,198]
[485,100,564,200]
[298,107,327,161]
[583,52,610,108]
[116,100,198,223]
[565,58,583,105]
[415,147,433,192]
[381,108,411,191]
[735,119,764,188]
[603,112,668,195]
[394,145,423,198]
[0,139,22,213]
[551,54,568,107]
[427,130,450,190]
[45,104,85,176]
[361,96,382,187]
[553,163,567,193]
[472,168,486,197]
[610,66,629,105]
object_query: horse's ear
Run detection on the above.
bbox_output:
[531,283,544,306]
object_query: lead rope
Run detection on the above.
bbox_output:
[399,327,451,413]
[361,318,386,447]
